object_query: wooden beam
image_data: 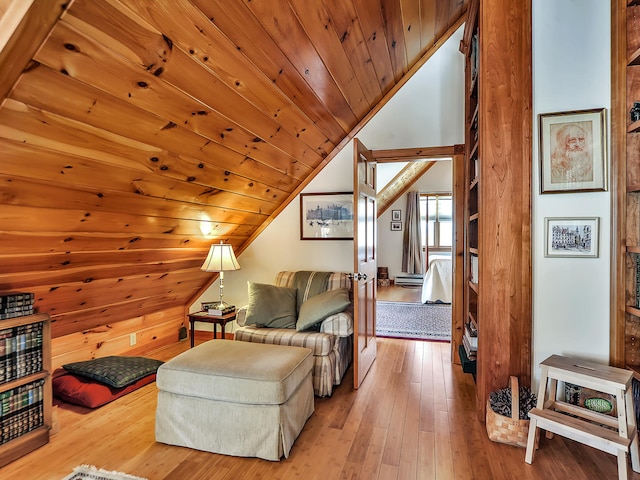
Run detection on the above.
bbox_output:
[372,144,463,162]
[0,0,71,108]
[377,161,436,216]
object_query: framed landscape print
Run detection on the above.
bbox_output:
[539,108,607,193]
[544,217,599,258]
[300,192,353,240]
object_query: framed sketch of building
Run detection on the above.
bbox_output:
[300,192,353,240]
[544,217,599,258]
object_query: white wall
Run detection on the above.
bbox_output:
[192,26,465,332]
[377,160,453,280]
[532,0,611,383]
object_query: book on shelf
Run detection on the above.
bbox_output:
[0,292,35,320]
[470,254,479,284]
[462,335,477,361]
[636,254,640,308]
[0,292,34,305]
[470,32,479,80]
[0,322,44,384]
[206,305,235,316]
[464,323,478,350]
[0,379,45,446]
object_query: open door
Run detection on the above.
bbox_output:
[353,138,377,389]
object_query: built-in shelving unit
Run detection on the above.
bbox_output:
[612,0,640,377]
[0,313,51,467]
[459,0,480,380]
[459,0,532,420]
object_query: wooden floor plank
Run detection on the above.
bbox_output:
[1,339,638,479]
[434,413,455,480]
[417,430,436,480]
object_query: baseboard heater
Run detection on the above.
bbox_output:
[394,274,424,286]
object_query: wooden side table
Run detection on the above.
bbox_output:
[188,310,237,347]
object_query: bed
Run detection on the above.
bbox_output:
[421,255,452,304]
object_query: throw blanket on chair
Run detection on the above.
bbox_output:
[292,271,332,311]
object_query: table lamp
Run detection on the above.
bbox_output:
[201,241,241,310]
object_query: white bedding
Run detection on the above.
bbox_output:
[421,256,452,303]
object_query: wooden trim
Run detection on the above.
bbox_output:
[452,153,466,365]
[460,0,479,54]
[372,145,460,162]
[0,0,71,108]
[609,0,627,367]
[475,0,532,421]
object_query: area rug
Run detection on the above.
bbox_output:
[376,301,451,341]
[62,465,148,480]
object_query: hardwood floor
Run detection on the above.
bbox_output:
[377,284,422,303]
[1,337,636,480]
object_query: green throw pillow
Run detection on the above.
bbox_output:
[296,288,350,331]
[246,282,297,328]
[63,356,163,388]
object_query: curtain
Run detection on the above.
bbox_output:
[424,197,429,270]
[402,191,424,274]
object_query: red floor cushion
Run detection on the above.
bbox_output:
[53,370,156,409]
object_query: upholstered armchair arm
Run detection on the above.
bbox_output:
[237,302,353,335]
[319,304,354,337]
[235,306,249,327]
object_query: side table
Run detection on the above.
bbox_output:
[187,310,237,347]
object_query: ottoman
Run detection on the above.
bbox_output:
[155,340,314,461]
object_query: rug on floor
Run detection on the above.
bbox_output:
[376,301,451,341]
[62,465,148,480]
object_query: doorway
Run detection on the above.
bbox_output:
[371,146,464,348]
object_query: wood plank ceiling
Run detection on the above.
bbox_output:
[0,0,467,338]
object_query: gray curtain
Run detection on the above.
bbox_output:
[402,191,424,274]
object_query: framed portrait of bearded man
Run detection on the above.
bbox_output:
[539,108,607,193]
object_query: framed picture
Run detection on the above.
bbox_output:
[544,217,599,258]
[539,108,607,193]
[391,210,401,221]
[300,192,353,240]
[391,222,402,231]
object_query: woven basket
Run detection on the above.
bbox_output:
[486,376,530,448]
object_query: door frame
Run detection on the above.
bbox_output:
[370,145,465,364]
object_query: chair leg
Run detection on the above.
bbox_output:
[525,418,538,464]
[625,388,640,473]
[617,451,628,480]
[631,435,640,475]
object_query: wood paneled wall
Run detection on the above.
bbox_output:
[0,1,468,361]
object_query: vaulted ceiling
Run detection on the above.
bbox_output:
[0,0,467,337]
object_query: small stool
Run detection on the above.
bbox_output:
[155,340,314,461]
[525,355,640,480]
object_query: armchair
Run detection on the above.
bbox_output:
[234,271,353,397]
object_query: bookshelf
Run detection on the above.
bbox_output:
[612,0,640,377]
[0,313,51,467]
[459,0,480,379]
[459,0,532,420]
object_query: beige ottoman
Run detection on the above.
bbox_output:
[155,340,314,461]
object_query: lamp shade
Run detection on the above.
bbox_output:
[201,241,241,272]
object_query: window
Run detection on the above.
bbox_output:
[420,194,452,251]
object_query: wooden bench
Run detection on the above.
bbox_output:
[525,355,640,480]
